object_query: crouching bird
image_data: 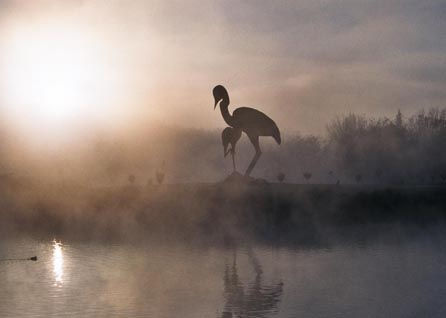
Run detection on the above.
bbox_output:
[222,127,242,172]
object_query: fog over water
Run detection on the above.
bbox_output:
[2,230,446,318]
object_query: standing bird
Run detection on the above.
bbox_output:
[222,127,242,172]
[213,85,281,176]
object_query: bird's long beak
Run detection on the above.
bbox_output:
[214,98,220,110]
[224,145,230,157]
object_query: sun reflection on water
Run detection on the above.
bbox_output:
[52,240,64,286]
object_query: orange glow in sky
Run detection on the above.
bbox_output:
[2,23,113,127]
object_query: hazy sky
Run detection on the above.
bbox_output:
[1,0,445,135]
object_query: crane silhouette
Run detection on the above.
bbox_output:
[213,85,281,176]
[222,127,242,172]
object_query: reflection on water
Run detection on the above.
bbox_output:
[2,234,446,317]
[52,240,63,286]
[221,249,283,318]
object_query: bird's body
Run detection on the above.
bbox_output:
[231,107,281,144]
[213,85,281,176]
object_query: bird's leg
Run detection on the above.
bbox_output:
[231,151,236,172]
[245,135,261,177]
[232,129,241,172]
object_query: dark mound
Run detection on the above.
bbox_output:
[222,171,269,185]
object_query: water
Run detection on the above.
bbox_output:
[2,234,446,317]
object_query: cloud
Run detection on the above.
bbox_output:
[1,0,445,134]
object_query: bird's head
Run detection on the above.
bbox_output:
[221,127,233,157]
[213,85,229,109]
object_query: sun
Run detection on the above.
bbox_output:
[1,23,109,130]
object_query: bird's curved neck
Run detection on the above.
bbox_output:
[219,99,234,127]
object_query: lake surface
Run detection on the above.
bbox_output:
[2,232,446,318]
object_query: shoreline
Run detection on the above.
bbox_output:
[1,180,446,244]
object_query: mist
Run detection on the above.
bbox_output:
[1,107,446,187]
[0,107,445,248]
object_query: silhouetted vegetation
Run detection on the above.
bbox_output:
[156,171,165,185]
[156,161,166,184]
[326,108,446,185]
[303,172,312,183]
